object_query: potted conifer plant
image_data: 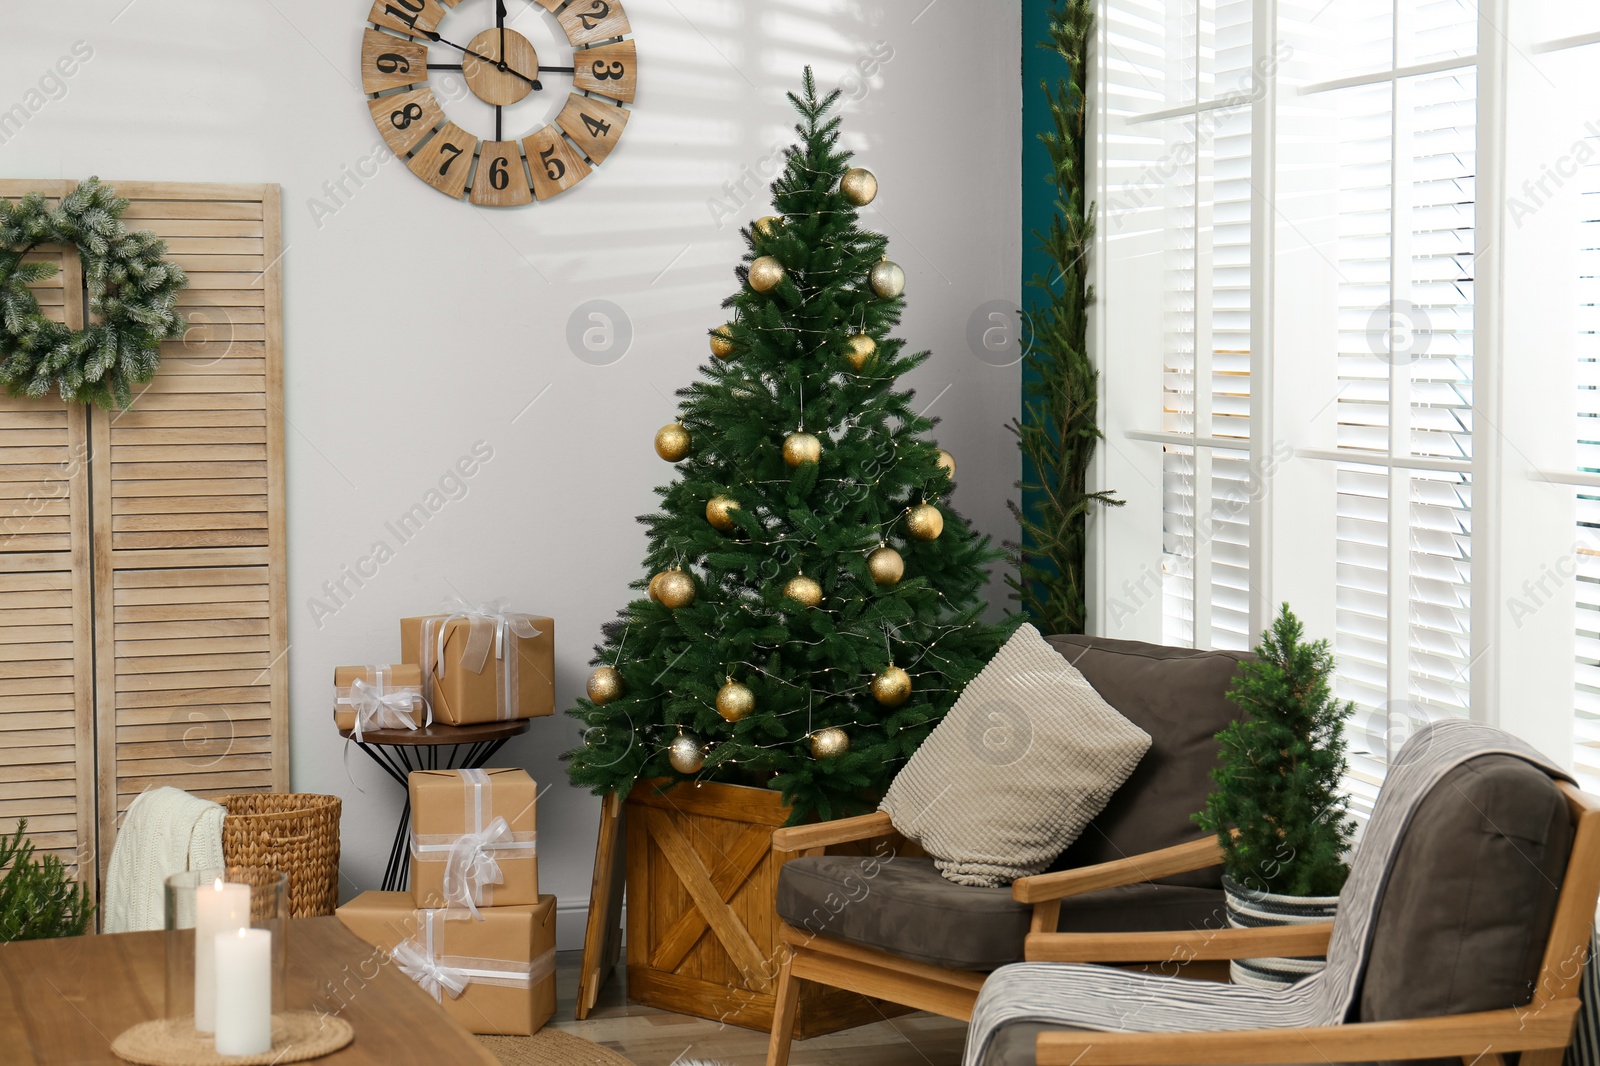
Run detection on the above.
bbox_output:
[1195,604,1357,988]
[0,820,94,941]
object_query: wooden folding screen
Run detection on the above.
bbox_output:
[0,180,287,902]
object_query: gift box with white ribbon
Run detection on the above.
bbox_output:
[400,601,555,725]
[409,767,538,914]
[333,664,429,740]
[336,890,556,1036]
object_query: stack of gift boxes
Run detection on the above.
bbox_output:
[333,607,559,1036]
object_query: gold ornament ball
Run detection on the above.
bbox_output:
[783,431,822,467]
[867,545,905,586]
[648,571,665,602]
[754,214,782,236]
[936,449,957,479]
[872,664,912,707]
[906,503,944,541]
[840,167,878,206]
[716,679,755,722]
[668,732,705,774]
[810,727,850,759]
[706,495,741,533]
[655,423,691,462]
[656,569,696,609]
[749,256,786,293]
[586,666,623,705]
[783,574,823,608]
[869,259,905,299]
[710,325,735,358]
[845,333,876,371]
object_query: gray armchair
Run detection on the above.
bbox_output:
[766,635,1252,1066]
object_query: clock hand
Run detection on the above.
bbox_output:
[426,31,543,90]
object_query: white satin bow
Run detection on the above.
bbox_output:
[347,677,429,742]
[391,938,470,1000]
[436,596,543,677]
[442,815,512,920]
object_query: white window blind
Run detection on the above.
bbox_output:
[1573,130,1600,791]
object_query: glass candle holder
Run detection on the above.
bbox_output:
[164,867,288,1032]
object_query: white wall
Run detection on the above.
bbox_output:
[2,0,1020,946]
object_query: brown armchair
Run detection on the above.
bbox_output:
[765,635,1253,1066]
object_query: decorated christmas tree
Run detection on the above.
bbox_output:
[565,70,1013,822]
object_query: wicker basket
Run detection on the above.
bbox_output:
[220,793,341,918]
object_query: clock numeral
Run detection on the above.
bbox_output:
[437,142,464,175]
[539,145,566,181]
[391,102,425,129]
[580,114,612,138]
[576,0,611,30]
[375,52,411,74]
[384,0,425,30]
[592,60,626,81]
[488,156,511,190]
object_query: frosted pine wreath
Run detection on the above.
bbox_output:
[0,177,187,409]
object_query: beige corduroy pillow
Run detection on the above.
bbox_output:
[880,623,1153,887]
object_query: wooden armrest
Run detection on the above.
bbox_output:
[771,811,894,852]
[1034,1003,1577,1065]
[1012,835,1224,904]
[1024,923,1333,964]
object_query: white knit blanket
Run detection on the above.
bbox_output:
[962,720,1571,1065]
[103,787,226,932]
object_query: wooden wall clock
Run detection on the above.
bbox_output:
[361,0,635,206]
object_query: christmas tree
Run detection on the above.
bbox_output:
[1195,605,1357,897]
[565,70,1014,822]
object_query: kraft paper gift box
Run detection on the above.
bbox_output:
[400,605,555,725]
[409,767,538,912]
[333,664,428,739]
[336,890,556,1036]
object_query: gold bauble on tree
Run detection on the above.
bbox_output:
[754,214,782,237]
[936,449,957,479]
[655,569,696,609]
[867,545,904,586]
[783,574,823,608]
[706,495,741,533]
[845,333,876,371]
[668,732,705,774]
[840,167,878,206]
[710,325,734,358]
[869,259,905,299]
[871,664,912,707]
[586,666,623,705]
[655,423,691,462]
[716,679,755,722]
[647,571,665,602]
[810,727,849,759]
[783,431,822,467]
[906,503,944,541]
[749,255,786,293]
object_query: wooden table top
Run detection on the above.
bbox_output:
[0,916,499,1066]
[336,719,531,746]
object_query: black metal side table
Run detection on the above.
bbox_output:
[339,719,531,891]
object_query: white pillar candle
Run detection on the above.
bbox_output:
[214,928,273,1056]
[193,879,249,1033]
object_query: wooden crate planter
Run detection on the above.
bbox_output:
[625,778,911,1037]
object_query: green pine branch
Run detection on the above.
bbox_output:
[0,820,93,942]
[1006,0,1122,636]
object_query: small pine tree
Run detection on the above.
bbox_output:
[564,70,1014,823]
[1196,604,1357,897]
[0,821,94,941]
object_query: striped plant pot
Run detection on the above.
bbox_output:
[1222,876,1339,989]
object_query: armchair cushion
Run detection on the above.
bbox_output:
[881,624,1152,887]
[776,854,1223,971]
[1358,754,1571,1031]
[1045,635,1250,889]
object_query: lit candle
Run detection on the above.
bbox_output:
[214,927,272,1055]
[193,878,249,1033]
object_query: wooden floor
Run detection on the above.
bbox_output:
[546,950,969,1066]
